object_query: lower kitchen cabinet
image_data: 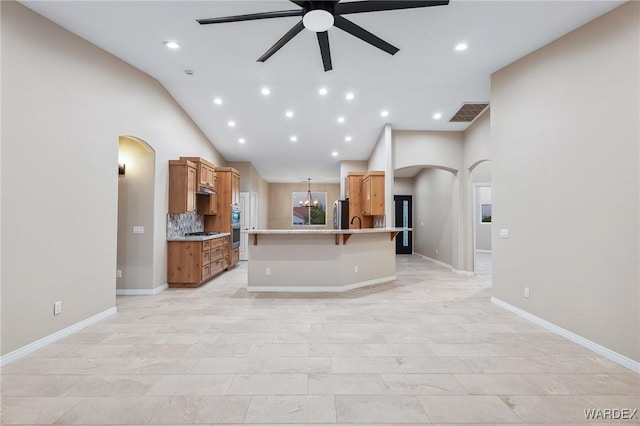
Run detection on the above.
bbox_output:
[167,236,230,288]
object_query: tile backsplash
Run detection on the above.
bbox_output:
[167,213,204,238]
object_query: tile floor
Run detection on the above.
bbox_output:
[1,254,638,425]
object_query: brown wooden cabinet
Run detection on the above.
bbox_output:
[344,172,371,228]
[180,157,216,191]
[362,171,385,216]
[168,159,197,214]
[204,167,240,269]
[167,235,230,288]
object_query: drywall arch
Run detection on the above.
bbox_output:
[117,136,156,294]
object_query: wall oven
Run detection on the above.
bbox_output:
[231,205,241,249]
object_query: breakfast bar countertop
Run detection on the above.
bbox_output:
[244,228,410,235]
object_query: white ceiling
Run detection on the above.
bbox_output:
[20,0,623,183]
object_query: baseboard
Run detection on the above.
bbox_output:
[475,249,492,253]
[413,252,474,276]
[116,283,168,296]
[0,306,117,367]
[491,297,640,374]
[248,276,396,293]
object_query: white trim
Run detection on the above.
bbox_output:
[0,306,117,367]
[247,276,395,293]
[475,249,492,253]
[116,283,168,296]
[414,253,474,276]
[492,297,640,374]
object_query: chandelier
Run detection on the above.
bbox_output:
[299,178,319,209]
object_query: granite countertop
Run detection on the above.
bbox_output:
[244,228,411,235]
[167,232,230,242]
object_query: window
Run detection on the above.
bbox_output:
[481,204,492,223]
[292,191,327,226]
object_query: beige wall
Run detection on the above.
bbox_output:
[267,182,340,229]
[1,2,224,355]
[393,178,414,196]
[491,2,639,362]
[229,161,269,229]
[117,137,155,290]
[413,168,455,265]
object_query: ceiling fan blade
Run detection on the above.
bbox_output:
[257,21,305,63]
[333,16,399,56]
[317,31,333,72]
[336,1,448,15]
[197,9,303,25]
[289,0,307,7]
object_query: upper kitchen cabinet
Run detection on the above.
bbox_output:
[362,171,385,216]
[168,159,197,214]
[231,171,240,205]
[180,157,216,191]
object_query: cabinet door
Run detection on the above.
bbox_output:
[187,166,197,212]
[362,178,372,215]
[231,173,240,204]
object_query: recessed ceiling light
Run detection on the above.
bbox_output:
[345,136,352,142]
[285,110,294,118]
[337,116,345,123]
[213,97,223,105]
[227,120,236,127]
[345,92,355,101]
[380,110,389,117]
[433,112,442,119]
[318,87,328,96]
[261,87,271,96]
[238,138,245,144]
[332,151,339,157]
[455,43,468,51]
[290,135,298,142]
[163,41,180,49]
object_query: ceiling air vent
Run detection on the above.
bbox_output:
[449,103,489,122]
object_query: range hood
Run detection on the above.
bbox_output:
[195,186,216,195]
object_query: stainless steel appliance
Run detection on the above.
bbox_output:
[231,205,241,249]
[333,199,349,229]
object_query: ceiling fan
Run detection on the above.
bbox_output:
[197,1,449,72]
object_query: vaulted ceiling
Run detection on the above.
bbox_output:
[20,1,623,182]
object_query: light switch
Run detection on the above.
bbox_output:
[133,226,144,234]
[500,228,509,239]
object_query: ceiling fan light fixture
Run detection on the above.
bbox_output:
[303,10,334,32]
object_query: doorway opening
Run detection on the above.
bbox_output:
[470,159,492,280]
[394,195,413,254]
[117,136,156,295]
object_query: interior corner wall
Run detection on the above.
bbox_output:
[491,2,639,362]
[1,2,224,356]
[413,168,454,265]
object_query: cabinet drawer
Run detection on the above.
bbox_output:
[210,246,224,261]
[202,249,211,265]
[223,255,230,269]
[211,238,225,248]
[202,240,211,251]
[202,263,211,280]
[211,258,224,275]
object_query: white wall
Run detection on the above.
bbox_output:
[340,160,368,199]
[491,2,639,362]
[1,2,225,355]
[393,178,414,196]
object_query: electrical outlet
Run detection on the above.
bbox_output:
[354,265,358,273]
[524,287,530,298]
[54,301,62,315]
[500,228,509,239]
[133,226,144,234]
[116,269,122,278]
[265,268,271,276]
[435,248,439,254]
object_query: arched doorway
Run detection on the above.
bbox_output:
[469,160,492,280]
[117,136,156,294]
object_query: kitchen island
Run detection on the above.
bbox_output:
[244,228,407,292]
